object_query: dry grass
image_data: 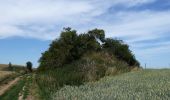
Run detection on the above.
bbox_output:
[0,71,14,82]
[0,64,8,71]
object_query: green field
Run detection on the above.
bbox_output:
[1,67,170,100]
[52,69,170,100]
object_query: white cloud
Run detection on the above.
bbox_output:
[0,0,157,40]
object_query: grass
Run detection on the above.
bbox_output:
[52,69,170,100]
[0,71,16,84]
[0,64,8,71]
[36,68,84,100]
[0,64,25,72]
[22,75,32,99]
[0,75,34,100]
[35,52,130,100]
[28,74,41,100]
[0,78,25,100]
[0,71,14,81]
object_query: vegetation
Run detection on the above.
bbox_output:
[26,61,33,73]
[38,28,139,70]
[36,53,130,99]
[0,64,26,74]
[52,69,170,100]
[0,79,25,100]
[0,64,9,71]
[0,71,16,84]
[20,74,34,100]
[8,62,13,71]
[35,28,140,99]
[103,38,140,66]
[0,28,141,100]
[1,28,170,100]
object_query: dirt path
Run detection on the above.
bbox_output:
[18,74,40,100]
[0,77,20,96]
[18,85,25,100]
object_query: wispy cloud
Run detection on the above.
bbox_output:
[0,0,158,40]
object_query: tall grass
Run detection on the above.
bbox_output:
[36,67,84,100]
[35,52,130,99]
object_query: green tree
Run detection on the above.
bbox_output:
[88,28,105,42]
[8,62,13,71]
[26,61,32,72]
[103,38,140,67]
[39,28,79,70]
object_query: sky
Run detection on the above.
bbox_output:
[0,0,170,68]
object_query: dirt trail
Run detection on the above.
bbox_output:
[0,77,20,96]
[18,74,39,100]
[18,85,25,100]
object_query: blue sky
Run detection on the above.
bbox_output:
[0,0,170,68]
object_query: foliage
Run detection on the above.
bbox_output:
[36,52,130,99]
[0,79,25,100]
[52,69,170,100]
[37,27,140,97]
[22,75,33,99]
[38,28,139,70]
[8,62,13,71]
[26,61,33,72]
[103,38,140,66]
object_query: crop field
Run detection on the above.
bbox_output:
[53,69,170,100]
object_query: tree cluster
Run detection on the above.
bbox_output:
[38,28,139,71]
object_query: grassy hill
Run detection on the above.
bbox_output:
[52,69,170,100]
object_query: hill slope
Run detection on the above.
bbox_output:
[53,69,170,100]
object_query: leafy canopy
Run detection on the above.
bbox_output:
[38,28,140,70]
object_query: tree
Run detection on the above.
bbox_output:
[26,61,33,72]
[39,28,79,70]
[103,38,140,67]
[8,62,13,71]
[88,28,105,42]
